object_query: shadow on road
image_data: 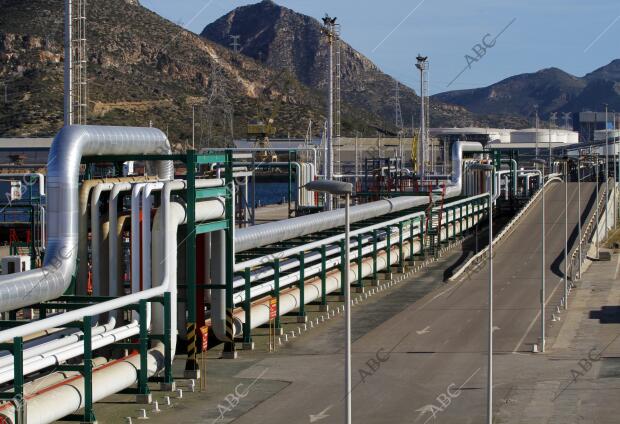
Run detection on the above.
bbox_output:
[550,182,598,279]
[590,306,620,324]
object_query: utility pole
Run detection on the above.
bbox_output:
[192,105,195,150]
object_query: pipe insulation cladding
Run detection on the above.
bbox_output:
[230,209,485,335]
[235,196,427,253]
[0,125,173,313]
[234,141,483,253]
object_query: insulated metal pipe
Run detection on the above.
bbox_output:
[109,182,133,297]
[0,126,173,312]
[90,182,115,296]
[80,176,157,293]
[235,196,426,253]
[0,319,115,369]
[131,182,147,296]
[151,182,225,340]
[63,0,72,125]
[0,350,160,423]
[142,182,164,291]
[228,212,482,335]
[0,322,138,385]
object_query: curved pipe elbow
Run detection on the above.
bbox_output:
[0,125,173,313]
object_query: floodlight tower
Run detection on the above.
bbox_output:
[322,14,338,210]
[415,54,429,178]
[395,81,404,166]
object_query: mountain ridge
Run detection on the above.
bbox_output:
[434,60,620,120]
[201,1,528,130]
[0,0,389,140]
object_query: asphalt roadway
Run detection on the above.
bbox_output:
[223,181,600,424]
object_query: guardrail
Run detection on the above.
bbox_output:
[568,178,613,280]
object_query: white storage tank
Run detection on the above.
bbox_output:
[510,129,579,145]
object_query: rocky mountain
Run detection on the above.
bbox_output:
[0,0,384,141]
[434,61,620,120]
[201,0,527,130]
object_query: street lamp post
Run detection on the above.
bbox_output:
[305,179,354,424]
[468,163,494,424]
[577,158,582,279]
[595,154,600,259]
[533,158,546,352]
[563,159,569,309]
[605,104,609,237]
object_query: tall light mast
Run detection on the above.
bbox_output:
[415,55,428,178]
[322,14,338,210]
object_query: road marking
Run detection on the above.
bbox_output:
[512,277,564,353]
[309,405,332,423]
[416,326,431,335]
[511,184,583,353]
[417,368,481,424]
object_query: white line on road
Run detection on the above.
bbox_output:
[512,277,564,353]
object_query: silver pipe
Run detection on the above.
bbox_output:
[236,141,481,253]
[131,182,147,299]
[108,182,132,298]
[90,182,115,296]
[235,196,425,253]
[0,125,173,313]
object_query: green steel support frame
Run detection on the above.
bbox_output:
[243,268,252,345]
[273,259,282,329]
[298,251,306,318]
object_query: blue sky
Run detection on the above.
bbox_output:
[141,0,620,94]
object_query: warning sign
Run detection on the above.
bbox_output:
[199,326,209,352]
[269,299,277,320]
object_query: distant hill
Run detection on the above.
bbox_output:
[434,61,620,120]
[0,0,384,141]
[201,0,527,130]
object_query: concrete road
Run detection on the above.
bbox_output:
[223,181,601,424]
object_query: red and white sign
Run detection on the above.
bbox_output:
[269,299,277,320]
[199,326,209,352]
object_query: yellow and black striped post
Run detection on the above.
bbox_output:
[223,308,236,355]
[225,309,235,341]
[184,322,198,378]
